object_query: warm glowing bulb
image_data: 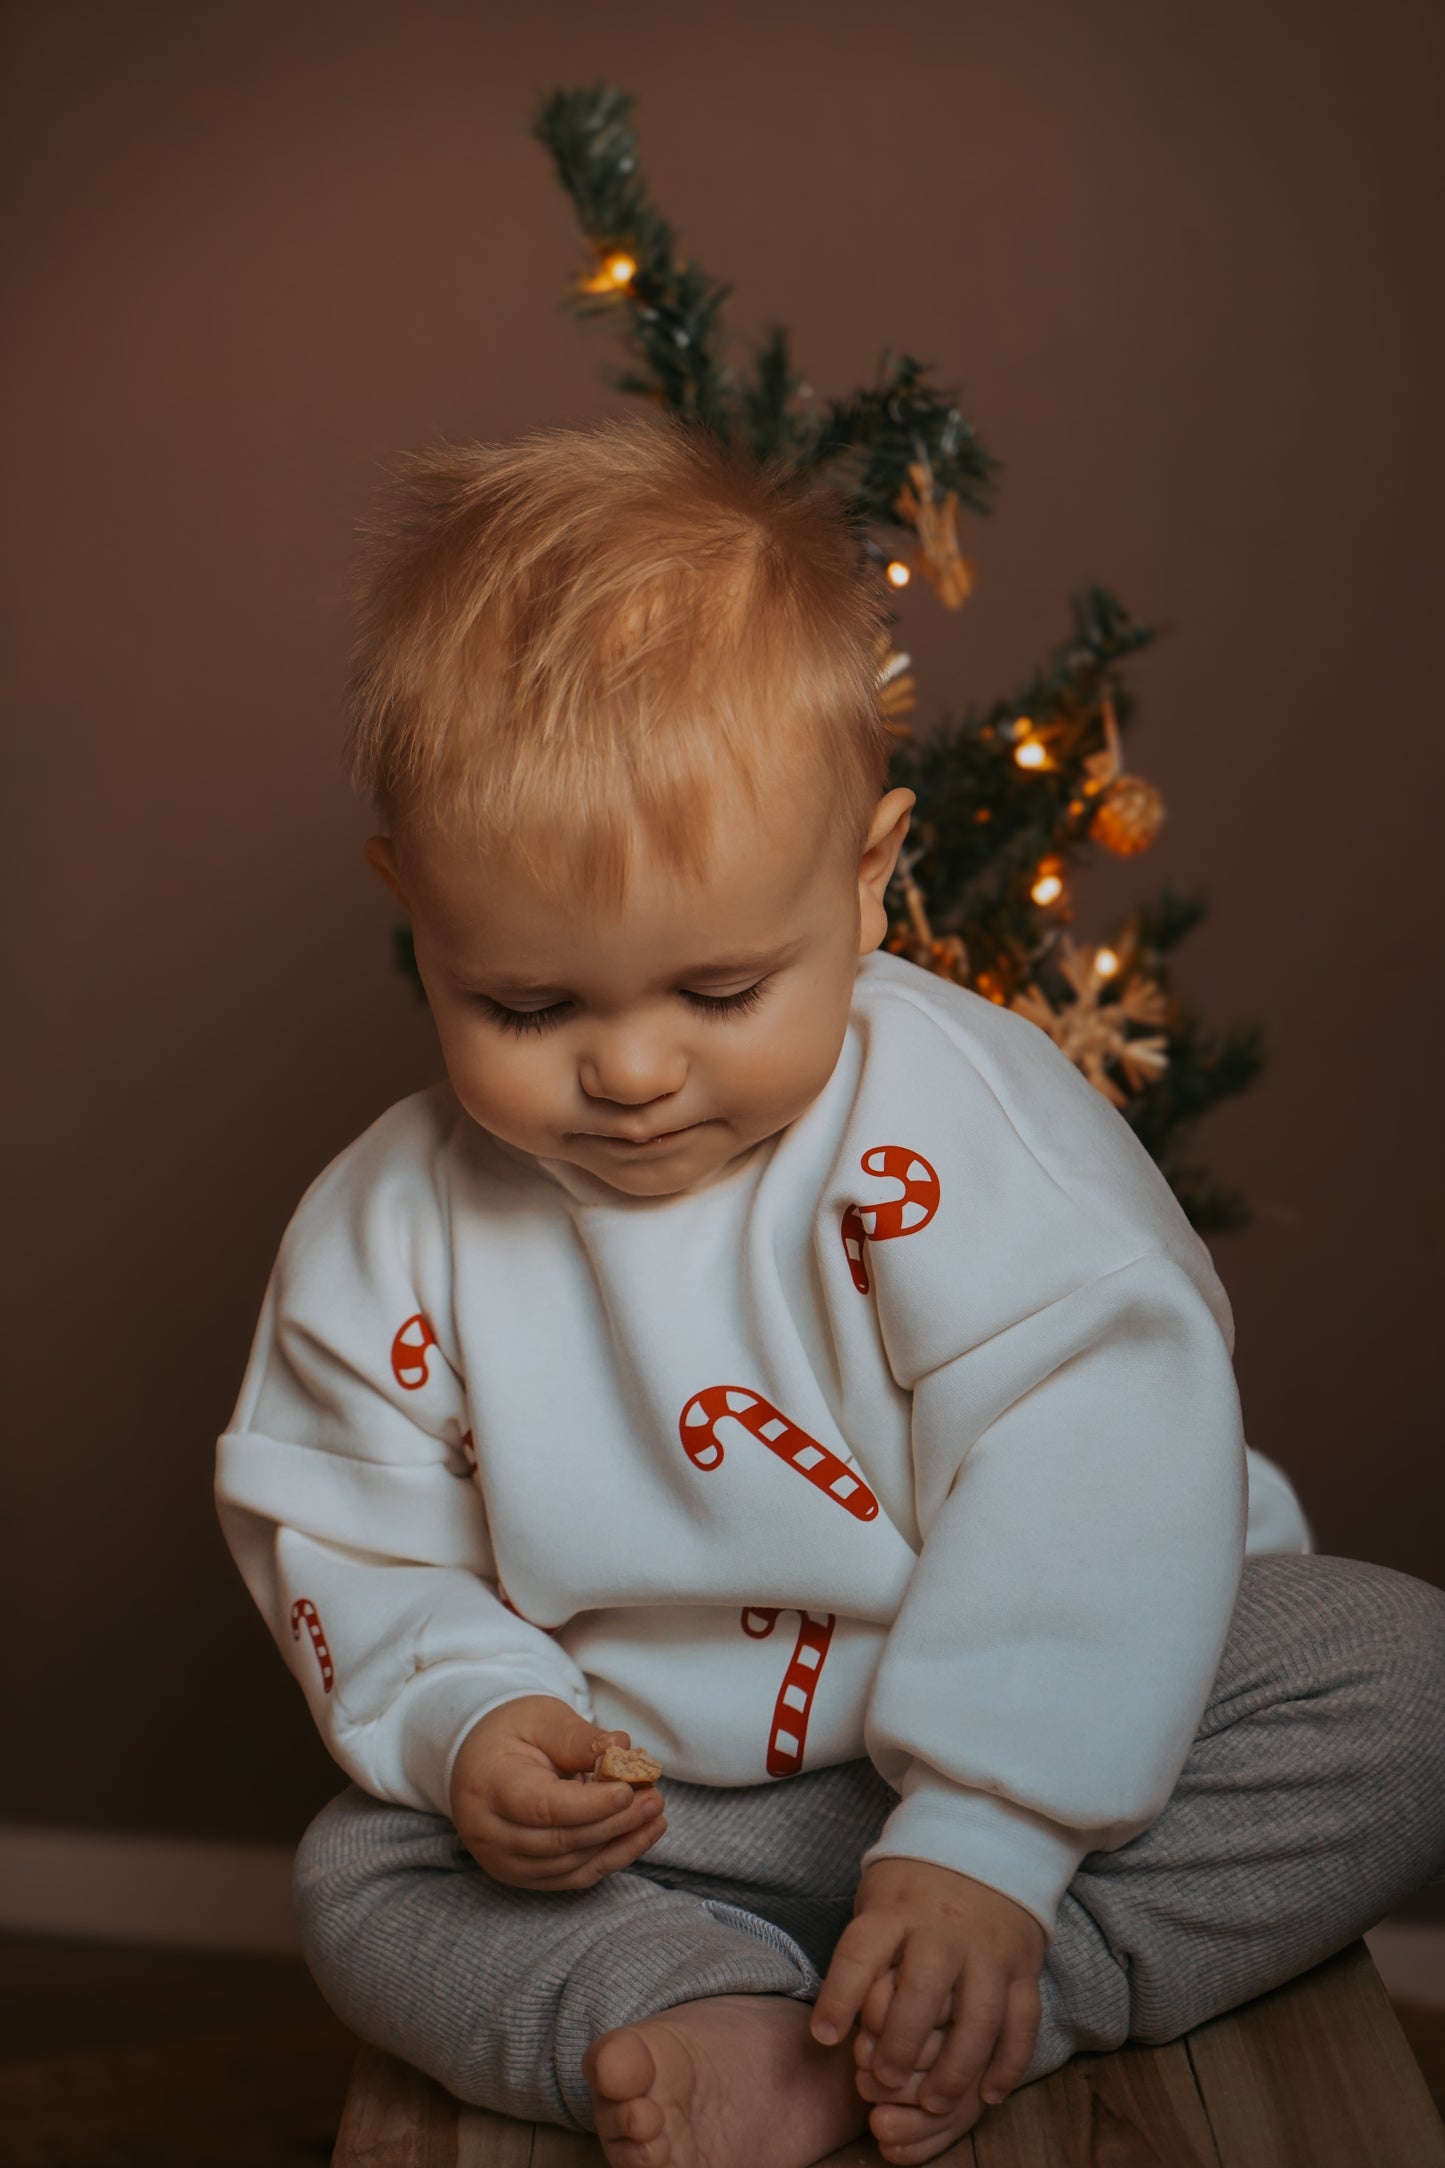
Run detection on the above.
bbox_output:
[1014,739,1048,770]
[886,560,911,588]
[1095,946,1121,978]
[1031,872,1064,906]
[605,252,637,285]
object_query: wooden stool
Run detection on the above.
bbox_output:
[332,1938,1445,2166]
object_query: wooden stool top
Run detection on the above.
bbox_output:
[332,1938,1445,2167]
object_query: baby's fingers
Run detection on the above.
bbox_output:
[811,1915,902,2046]
[872,1938,963,2088]
[494,1756,640,1831]
[979,1973,1043,2107]
[854,2025,946,2101]
[503,1814,667,1890]
[856,1969,951,2057]
[499,1787,663,1858]
[915,1966,1017,2114]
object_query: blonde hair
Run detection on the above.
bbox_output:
[346,411,891,898]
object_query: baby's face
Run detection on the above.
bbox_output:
[376,784,911,1198]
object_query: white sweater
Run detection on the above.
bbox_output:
[215,950,1309,1937]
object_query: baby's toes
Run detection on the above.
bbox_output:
[595,2093,665,2146]
[869,2091,983,2166]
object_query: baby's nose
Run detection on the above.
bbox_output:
[577,1029,687,1106]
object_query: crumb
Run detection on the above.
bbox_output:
[592,1742,663,1786]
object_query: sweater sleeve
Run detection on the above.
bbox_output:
[861,1248,1246,1938]
[214,1103,593,1817]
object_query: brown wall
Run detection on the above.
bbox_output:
[5,0,1442,1845]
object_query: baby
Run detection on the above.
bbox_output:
[216,413,1445,2168]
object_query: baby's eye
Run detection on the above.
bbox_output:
[681,982,767,1019]
[474,996,572,1036]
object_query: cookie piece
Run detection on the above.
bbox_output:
[593,1742,663,1787]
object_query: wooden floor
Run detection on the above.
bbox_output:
[333,1943,1445,2167]
[1,1930,1442,2167]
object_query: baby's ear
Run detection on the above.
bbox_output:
[857,788,915,955]
[364,834,410,911]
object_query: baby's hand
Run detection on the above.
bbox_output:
[811,1857,1045,2115]
[449,1695,666,1891]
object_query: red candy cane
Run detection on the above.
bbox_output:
[741,1606,836,1776]
[290,1598,334,1694]
[841,1145,941,1294]
[679,1386,879,1522]
[390,1313,437,1390]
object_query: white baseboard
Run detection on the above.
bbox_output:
[0,1824,300,1956]
[0,1822,1441,2005]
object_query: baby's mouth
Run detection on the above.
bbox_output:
[583,1122,704,1149]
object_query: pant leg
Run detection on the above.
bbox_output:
[635,1756,900,1975]
[294,1551,1445,2122]
[291,1785,827,2129]
[1024,1552,1445,2079]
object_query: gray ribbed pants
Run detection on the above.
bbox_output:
[292,1554,1445,2132]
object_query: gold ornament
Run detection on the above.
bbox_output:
[893,453,975,609]
[1010,939,1170,1106]
[1091,775,1166,856]
[1080,693,1165,854]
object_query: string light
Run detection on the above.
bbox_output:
[1094,946,1121,979]
[580,250,638,294]
[1014,739,1048,771]
[886,560,911,588]
[1031,870,1064,907]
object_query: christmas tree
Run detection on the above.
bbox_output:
[394,84,1263,1232]
[528,86,1265,1233]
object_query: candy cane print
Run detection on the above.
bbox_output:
[840,1145,940,1294]
[290,1599,334,1694]
[740,1606,837,1776]
[390,1313,437,1390]
[679,1386,879,1522]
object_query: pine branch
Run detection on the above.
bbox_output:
[528,82,1267,1230]
[798,351,999,524]
[887,587,1159,976]
[737,324,809,464]
[533,86,739,432]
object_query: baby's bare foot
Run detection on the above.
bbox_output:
[584,1992,865,2168]
[857,2064,987,2163]
[855,2024,990,2164]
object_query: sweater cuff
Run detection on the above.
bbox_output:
[860,1768,1094,1941]
[396,1663,594,1819]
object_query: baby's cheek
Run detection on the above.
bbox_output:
[444,1036,551,1148]
[747,1012,846,1127]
